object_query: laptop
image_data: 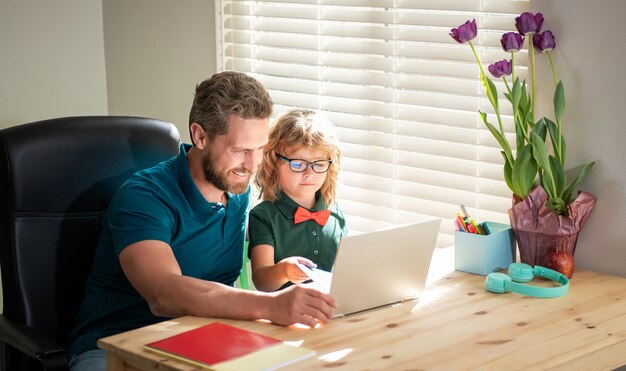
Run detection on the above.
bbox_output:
[296,218,441,317]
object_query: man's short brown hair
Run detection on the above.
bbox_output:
[189,71,273,144]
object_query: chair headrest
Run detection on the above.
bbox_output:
[0,116,181,213]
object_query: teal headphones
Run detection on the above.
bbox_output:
[485,263,569,298]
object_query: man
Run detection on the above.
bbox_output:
[68,71,336,371]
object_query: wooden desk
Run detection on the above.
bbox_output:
[99,268,626,370]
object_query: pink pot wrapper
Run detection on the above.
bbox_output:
[508,186,596,266]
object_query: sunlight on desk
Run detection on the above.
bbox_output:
[408,245,456,312]
[318,347,353,363]
[284,340,304,347]
[427,245,455,285]
[291,322,315,330]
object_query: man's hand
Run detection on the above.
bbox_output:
[278,257,316,283]
[268,285,337,327]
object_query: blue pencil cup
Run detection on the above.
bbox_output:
[454,222,515,275]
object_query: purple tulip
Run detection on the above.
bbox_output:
[450,19,477,44]
[533,30,556,52]
[515,12,544,35]
[501,32,525,52]
[488,59,512,79]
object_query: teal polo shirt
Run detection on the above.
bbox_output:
[68,144,249,359]
[248,192,347,272]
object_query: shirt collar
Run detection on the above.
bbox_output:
[274,191,327,220]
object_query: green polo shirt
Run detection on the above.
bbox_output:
[248,192,347,272]
[67,144,249,359]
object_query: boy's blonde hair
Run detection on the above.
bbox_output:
[255,109,341,206]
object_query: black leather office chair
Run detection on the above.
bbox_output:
[0,116,180,371]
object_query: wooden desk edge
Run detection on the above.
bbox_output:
[97,269,626,370]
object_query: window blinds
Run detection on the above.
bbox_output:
[217,0,529,246]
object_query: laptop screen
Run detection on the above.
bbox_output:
[298,219,441,317]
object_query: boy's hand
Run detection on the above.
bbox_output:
[278,257,317,283]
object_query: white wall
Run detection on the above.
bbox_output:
[532,0,626,277]
[0,0,217,136]
[0,0,108,128]
[103,0,216,144]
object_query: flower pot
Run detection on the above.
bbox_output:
[508,186,596,267]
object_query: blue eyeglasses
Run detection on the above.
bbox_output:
[277,154,332,173]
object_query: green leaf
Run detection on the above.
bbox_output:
[531,132,556,198]
[546,197,567,215]
[541,170,557,199]
[524,105,534,128]
[511,78,522,113]
[560,136,567,168]
[501,151,517,196]
[480,111,513,163]
[520,81,534,128]
[482,74,499,112]
[554,81,565,124]
[545,118,567,165]
[515,118,525,150]
[562,161,595,204]
[518,80,528,111]
[504,92,512,102]
[549,155,565,196]
[511,144,538,200]
[530,132,551,174]
[532,118,547,141]
[512,79,525,149]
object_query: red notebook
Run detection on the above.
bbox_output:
[144,322,315,370]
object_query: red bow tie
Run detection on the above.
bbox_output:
[294,206,331,226]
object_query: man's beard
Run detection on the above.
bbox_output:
[202,152,251,194]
